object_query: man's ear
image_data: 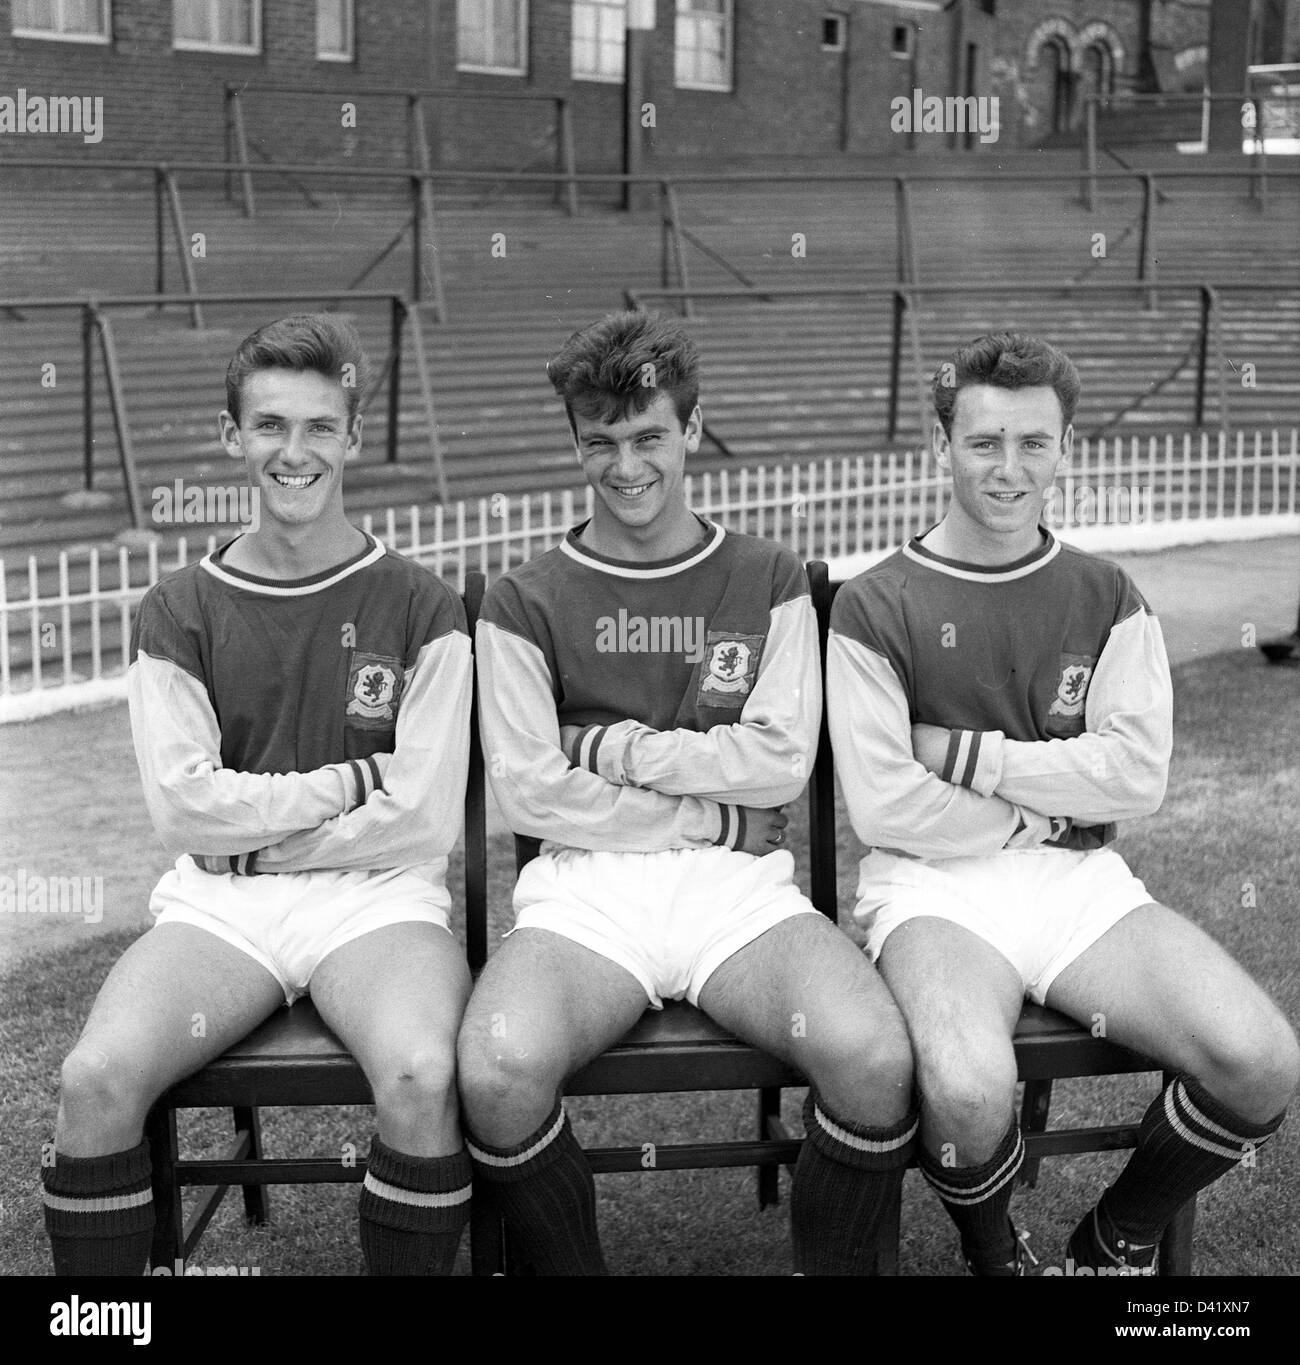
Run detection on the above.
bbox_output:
[684,404,703,455]
[1058,422,1074,469]
[346,413,363,462]
[933,420,951,470]
[219,411,243,462]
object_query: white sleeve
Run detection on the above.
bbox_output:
[255,631,472,874]
[940,610,1172,823]
[477,618,730,853]
[127,649,357,859]
[827,629,1023,859]
[570,594,820,808]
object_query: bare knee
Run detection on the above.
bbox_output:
[916,1048,1017,1163]
[800,1016,914,1121]
[456,1026,564,1142]
[57,1046,153,1149]
[371,1045,458,1131]
[1193,1010,1300,1121]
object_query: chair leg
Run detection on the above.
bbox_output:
[470,1175,506,1276]
[1019,1079,1053,1188]
[143,1102,183,1272]
[232,1106,269,1225]
[756,1087,782,1209]
[1159,1198,1196,1276]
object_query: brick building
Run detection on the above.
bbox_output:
[0,1,1295,173]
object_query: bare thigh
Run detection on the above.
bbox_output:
[1046,902,1300,1121]
[456,927,649,1145]
[311,920,472,1155]
[698,914,913,1125]
[879,916,1024,1161]
[58,922,285,1154]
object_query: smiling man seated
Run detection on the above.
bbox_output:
[458,310,917,1275]
[43,314,474,1276]
[826,331,1298,1276]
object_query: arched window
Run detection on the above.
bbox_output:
[1033,35,1073,134]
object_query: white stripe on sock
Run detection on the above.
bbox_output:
[362,1172,471,1208]
[42,1188,152,1214]
[467,1106,567,1169]
[813,1103,918,1154]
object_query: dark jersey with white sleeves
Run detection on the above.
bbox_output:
[828,529,1172,859]
[477,518,820,853]
[127,532,471,880]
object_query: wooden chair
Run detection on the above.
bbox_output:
[143,569,489,1270]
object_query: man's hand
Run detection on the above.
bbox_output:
[558,724,584,766]
[911,722,952,777]
[735,806,790,857]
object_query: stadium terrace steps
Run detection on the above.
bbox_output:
[1,173,1297,567]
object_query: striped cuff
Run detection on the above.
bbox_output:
[1162,1076,1284,1161]
[940,728,1002,796]
[42,1139,154,1238]
[803,1091,918,1170]
[191,850,260,875]
[465,1101,573,1185]
[920,1124,1025,1206]
[569,724,609,776]
[714,804,748,851]
[359,1138,472,1232]
[346,755,385,812]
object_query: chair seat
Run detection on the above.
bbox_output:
[164,1001,371,1108]
[161,998,1161,1109]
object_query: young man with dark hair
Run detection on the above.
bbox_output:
[459,310,917,1275]
[827,331,1298,1275]
[43,313,475,1276]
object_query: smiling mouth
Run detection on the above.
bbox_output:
[611,482,654,498]
[986,490,1028,503]
[270,472,323,489]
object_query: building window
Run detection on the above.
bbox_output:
[574,0,625,82]
[317,0,353,62]
[675,0,732,92]
[457,0,528,76]
[173,0,260,54]
[821,14,845,53]
[13,0,111,43]
[891,25,913,59]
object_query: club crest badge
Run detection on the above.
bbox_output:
[1046,653,1094,736]
[345,651,404,728]
[697,631,765,708]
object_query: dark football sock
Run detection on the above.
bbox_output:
[42,1138,155,1276]
[359,1136,472,1276]
[791,1090,918,1275]
[467,1100,606,1275]
[919,1116,1024,1269]
[1100,1074,1286,1244]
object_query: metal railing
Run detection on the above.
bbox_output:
[0,289,449,521]
[222,82,580,219]
[6,157,1299,327]
[4,428,1295,706]
[1081,91,1300,210]
[625,277,1290,440]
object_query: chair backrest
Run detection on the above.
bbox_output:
[463,570,489,973]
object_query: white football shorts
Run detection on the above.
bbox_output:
[509,845,820,1008]
[150,855,454,1006]
[854,845,1154,1004]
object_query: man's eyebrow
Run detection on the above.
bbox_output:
[963,428,1057,440]
[247,409,346,423]
[580,422,670,438]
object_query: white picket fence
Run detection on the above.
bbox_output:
[2,427,1297,715]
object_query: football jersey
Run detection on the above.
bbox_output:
[127,532,471,881]
[476,517,820,853]
[828,529,1172,860]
